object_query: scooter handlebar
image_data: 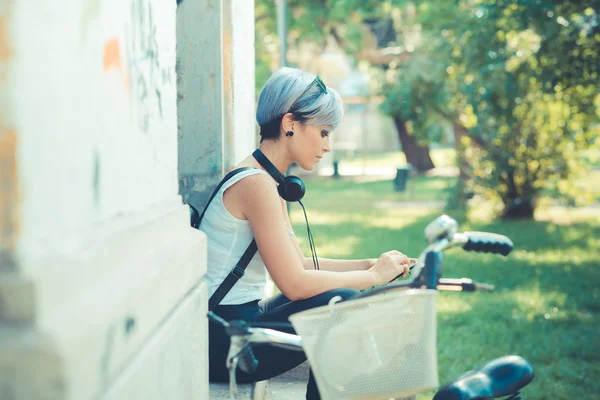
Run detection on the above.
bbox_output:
[461,232,513,256]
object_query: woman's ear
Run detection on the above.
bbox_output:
[281,113,295,133]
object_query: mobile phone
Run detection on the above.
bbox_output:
[388,259,419,283]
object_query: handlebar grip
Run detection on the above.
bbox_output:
[462,232,513,256]
[437,278,496,292]
[237,344,259,374]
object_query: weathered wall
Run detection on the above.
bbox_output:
[224,0,257,170]
[177,0,224,211]
[1,1,19,272]
[0,1,208,399]
[178,0,257,212]
[9,0,180,272]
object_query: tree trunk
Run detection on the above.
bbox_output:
[392,115,435,173]
[446,123,473,209]
[501,171,536,219]
[502,198,535,219]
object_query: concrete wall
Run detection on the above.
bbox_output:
[177,0,225,211]
[178,0,257,212]
[8,0,181,272]
[0,0,244,398]
[224,1,257,169]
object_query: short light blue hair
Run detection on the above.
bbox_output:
[256,67,344,140]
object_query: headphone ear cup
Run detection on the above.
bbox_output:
[278,175,305,202]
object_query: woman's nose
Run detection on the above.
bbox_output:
[323,138,331,153]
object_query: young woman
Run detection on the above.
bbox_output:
[202,67,414,400]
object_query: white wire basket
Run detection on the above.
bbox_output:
[289,289,438,400]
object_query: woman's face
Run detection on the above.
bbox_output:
[292,122,331,170]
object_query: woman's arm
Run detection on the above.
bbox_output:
[302,257,376,272]
[279,196,378,272]
[235,174,408,300]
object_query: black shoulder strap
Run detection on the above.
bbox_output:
[188,167,259,311]
[190,167,254,229]
[208,239,258,311]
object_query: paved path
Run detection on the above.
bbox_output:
[315,165,459,178]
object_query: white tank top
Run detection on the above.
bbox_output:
[200,168,293,305]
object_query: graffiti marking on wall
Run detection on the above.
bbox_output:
[103,38,122,71]
[102,37,130,91]
[125,0,173,133]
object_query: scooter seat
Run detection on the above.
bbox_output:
[433,355,534,400]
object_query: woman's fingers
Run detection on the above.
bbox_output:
[374,251,416,281]
[401,263,410,277]
[395,254,410,265]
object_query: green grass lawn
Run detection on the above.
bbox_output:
[335,147,600,204]
[338,148,457,169]
[289,175,600,400]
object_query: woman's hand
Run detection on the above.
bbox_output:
[368,250,414,285]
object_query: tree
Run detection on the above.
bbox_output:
[383,0,600,218]
[254,0,437,173]
[379,54,458,177]
[379,48,476,206]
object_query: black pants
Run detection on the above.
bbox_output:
[209,288,361,400]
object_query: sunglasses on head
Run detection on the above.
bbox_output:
[303,75,328,96]
[293,75,328,110]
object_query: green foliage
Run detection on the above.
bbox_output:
[254,0,386,91]
[255,1,277,92]
[255,0,600,218]
[379,55,453,145]
[381,0,600,218]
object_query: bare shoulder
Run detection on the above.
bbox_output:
[231,171,274,197]
[224,171,280,219]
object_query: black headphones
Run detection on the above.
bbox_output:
[252,148,320,270]
[252,149,306,202]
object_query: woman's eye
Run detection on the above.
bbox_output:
[321,131,329,138]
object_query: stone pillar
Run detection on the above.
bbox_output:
[177,0,257,213]
[223,0,258,171]
[0,1,207,399]
[177,0,225,211]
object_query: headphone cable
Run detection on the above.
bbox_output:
[298,200,320,271]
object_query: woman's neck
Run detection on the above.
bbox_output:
[258,140,293,175]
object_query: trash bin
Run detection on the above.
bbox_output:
[394,164,412,192]
[332,161,340,178]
